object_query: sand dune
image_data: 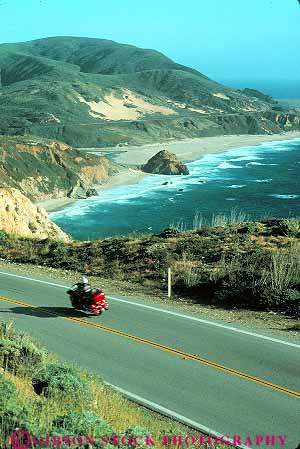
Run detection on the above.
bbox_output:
[78,90,176,121]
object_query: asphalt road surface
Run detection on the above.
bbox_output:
[0,269,299,449]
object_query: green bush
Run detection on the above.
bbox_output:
[273,218,300,237]
[213,275,257,308]
[258,288,282,309]
[120,426,152,449]
[53,411,113,437]
[281,289,300,316]
[0,375,33,448]
[0,321,16,340]
[32,363,89,398]
[0,374,18,412]
[158,228,181,238]
[0,230,7,241]
[0,338,44,374]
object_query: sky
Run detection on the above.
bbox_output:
[0,0,300,89]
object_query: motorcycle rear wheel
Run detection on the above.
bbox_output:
[71,299,80,309]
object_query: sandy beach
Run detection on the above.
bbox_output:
[107,131,300,165]
[40,131,300,213]
[38,168,146,212]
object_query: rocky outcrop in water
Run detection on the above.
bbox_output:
[142,150,189,175]
[0,188,70,241]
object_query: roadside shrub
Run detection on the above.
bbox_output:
[277,218,300,237]
[0,337,44,374]
[53,411,113,437]
[0,230,7,241]
[208,252,266,308]
[280,289,300,316]
[269,218,300,237]
[260,244,300,292]
[0,321,15,340]
[158,227,181,238]
[0,374,18,412]
[0,405,32,449]
[0,375,32,448]
[256,288,282,310]
[32,363,89,398]
[213,274,257,308]
[120,426,152,449]
[49,243,71,263]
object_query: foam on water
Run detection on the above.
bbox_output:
[50,137,300,239]
[270,194,299,200]
[262,138,300,148]
[228,155,263,162]
[218,161,243,169]
[247,162,278,166]
[51,140,288,220]
[254,179,273,183]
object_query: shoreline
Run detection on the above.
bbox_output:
[103,131,300,165]
[40,131,300,213]
[38,168,146,213]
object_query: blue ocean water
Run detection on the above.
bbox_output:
[51,139,300,240]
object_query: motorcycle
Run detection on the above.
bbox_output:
[67,287,109,315]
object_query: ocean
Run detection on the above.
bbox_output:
[50,138,300,240]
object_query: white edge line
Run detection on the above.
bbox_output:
[104,382,251,449]
[0,270,299,350]
[0,270,294,448]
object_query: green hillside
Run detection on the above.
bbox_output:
[0,36,298,147]
[0,36,206,78]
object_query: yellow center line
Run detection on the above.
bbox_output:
[0,294,299,399]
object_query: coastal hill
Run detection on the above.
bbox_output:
[0,36,299,147]
[0,135,119,239]
[0,135,118,201]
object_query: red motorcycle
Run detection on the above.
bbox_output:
[67,288,109,315]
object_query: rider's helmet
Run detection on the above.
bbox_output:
[81,276,89,285]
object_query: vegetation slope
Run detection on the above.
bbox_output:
[0,37,299,147]
[0,321,200,449]
[1,218,300,317]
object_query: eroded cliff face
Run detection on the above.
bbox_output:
[0,188,70,241]
[0,137,118,201]
[263,111,300,129]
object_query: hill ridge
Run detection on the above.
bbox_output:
[0,36,299,147]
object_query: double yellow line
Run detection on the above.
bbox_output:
[0,294,299,399]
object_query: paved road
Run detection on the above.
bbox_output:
[0,269,299,449]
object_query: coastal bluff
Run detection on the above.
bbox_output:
[0,188,70,241]
[0,136,118,201]
[142,150,189,175]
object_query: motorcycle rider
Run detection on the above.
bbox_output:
[68,276,92,307]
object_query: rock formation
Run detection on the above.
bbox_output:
[0,188,70,241]
[0,137,118,201]
[142,150,189,175]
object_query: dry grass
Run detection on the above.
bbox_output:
[261,241,300,293]
[2,371,37,405]
[211,209,249,227]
